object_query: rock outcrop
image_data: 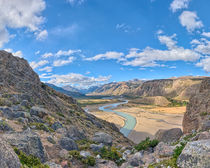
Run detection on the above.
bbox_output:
[0,138,21,168]
[154,128,183,143]
[177,140,210,168]
[183,77,210,133]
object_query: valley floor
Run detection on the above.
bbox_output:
[83,99,185,144]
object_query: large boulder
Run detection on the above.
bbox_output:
[183,78,210,133]
[177,140,210,168]
[2,128,48,162]
[154,128,183,143]
[0,138,21,168]
[92,132,113,146]
[59,137,78,151]
[65,126,86,140]
[154,142,174,157]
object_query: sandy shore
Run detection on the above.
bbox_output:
[85,103,185,144]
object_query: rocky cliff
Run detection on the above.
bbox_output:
[183,77,210,133]
[89,77,204,101]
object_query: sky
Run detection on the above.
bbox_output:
[0,0,210,88]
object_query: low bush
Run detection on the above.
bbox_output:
[100,146,124,166]
[135,137,159,151]
[69,150,96,166]
[14,148,49,168]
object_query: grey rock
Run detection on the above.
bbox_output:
[17,117,28,125]
[59,137,78,151]
[2,128,48,162]
[128,152,143,167]
[45,162,62,168]
[30,106,48,118]
[80,151,91,158]
[154,142,174,157]
[0,120,13,132]
[155,128,183,143]
[122,149,132,160]
[92,132,113,146]
[0,138,21,168]
[65,126,86,140]
[95,159,118,168]
[198,131,210,140]
[90,143,104,152]
[0,107,14,119]
[51,122,63,131]
[177,140,210,168]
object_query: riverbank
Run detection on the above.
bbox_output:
[84,101,185,144]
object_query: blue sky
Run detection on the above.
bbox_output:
[0,0,210,88]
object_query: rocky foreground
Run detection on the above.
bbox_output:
[0,50,209,168]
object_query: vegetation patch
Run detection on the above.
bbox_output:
[30,122,54,132]
[167,98,188,107]
[99,146,124,166]
[69,150,96,166]
[14,148,49,168]
[135,137,159,151]
[200,112,208,116]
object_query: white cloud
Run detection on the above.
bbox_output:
[124,34,201,67]
[35,50,40,55]
[170,0,191,12]
[38,66,52,72]
[4,48,23,58]
[179,11,203,32]
[86,51,125,61]
[67,0,85,5]
[202,32,210,38]
[0,0,46,47]
[196,57,210,72]
[40,73,111,88]
[55,49,81,57]
[194,39,210,55]
[30,60,48,69]
[53,57,75,67]
[116,23,140,33]
[42,52,53,58]
[36,29,48,41]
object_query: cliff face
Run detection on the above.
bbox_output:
[89,77,204,100]
[183,77,210,133]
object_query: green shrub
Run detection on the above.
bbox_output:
[69,150,82,160]
[173,142,186,160]
[82,156,96,166]
[148,158,178,168]
[200,112,208,116]
[30,123,54,132]
[100,147,124,166]
[14,148,49,168]
[135,137,159,151]
[69,150,96,166]
[167,98,188,107]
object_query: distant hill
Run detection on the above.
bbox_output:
[62,85,100,94]
[46,83,86,98]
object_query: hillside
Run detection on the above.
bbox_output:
[0,51,132,167]
[89,77,204,101]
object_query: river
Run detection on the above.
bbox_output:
[98,100,136,137]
